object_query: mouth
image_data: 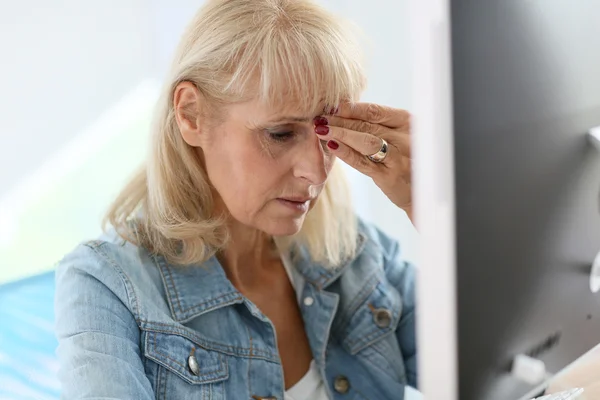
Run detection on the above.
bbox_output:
[276,196,314,213]
[278,196,313,203]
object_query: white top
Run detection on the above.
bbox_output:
[280,252,423,400]
[284,360,327,400]
[280,252,328,400]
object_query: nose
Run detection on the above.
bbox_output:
[293,133,329,186]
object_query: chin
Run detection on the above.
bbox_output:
[263,216,305,236]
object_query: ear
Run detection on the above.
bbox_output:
[173,81,204,147]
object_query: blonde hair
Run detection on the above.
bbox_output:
[104,0,367,267]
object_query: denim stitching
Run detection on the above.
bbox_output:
[148,331,229,385]
[319,292,340,365]
[152,331,187,370]
[144,325,275,362]
[346,321,388,347]
[85,242,142,320]
[300,233,369,290]
[155,359,160,400]
[347,273,380,316]
[347,327,396,354]
[144,332,160,398]
[346,312,395,349]
[336,273,381,336]
[176,292,244,315]
[245,323,253,395]
[155,253,244,318]
[161,365,167,400]
[140,320,277,361]
[155,360,162,400]
[162,261,184,315]
[362,341,406,383]
[153,334,192,384]
[153,255,180,321]
[344,279,401,352]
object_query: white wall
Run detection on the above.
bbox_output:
[320,0,418,263]
[0,0,153,193]
[147,0,201,79]
[145,0,419,262]
[0,0,418,265]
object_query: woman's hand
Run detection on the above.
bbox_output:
[315,102,412,220]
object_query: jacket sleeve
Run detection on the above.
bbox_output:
[54,243,154,399]
[383,238,418,389]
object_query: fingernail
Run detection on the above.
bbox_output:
[327,140,339,150]
[315,125,329,135]
[329,107,339,115]
[314,116,328,126]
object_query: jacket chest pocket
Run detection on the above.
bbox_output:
[339,275,407,383]
[143,329,229,400]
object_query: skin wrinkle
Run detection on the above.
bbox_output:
[174,82,346,389]
[190,97,333,279]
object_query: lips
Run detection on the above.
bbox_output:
[280,197,312,203]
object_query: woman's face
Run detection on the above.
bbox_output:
[200,98,335,236]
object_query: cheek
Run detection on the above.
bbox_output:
[203,134,285,210]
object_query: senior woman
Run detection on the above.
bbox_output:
[54,0,418,399]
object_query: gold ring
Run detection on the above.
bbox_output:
[367,138,389,163]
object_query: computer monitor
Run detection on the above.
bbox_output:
[410,1,600,400]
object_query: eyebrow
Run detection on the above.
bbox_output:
[265,116,312,124]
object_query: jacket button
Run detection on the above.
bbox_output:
[373,308,393,328]
[333,375,351,394]
[188,354,200,376]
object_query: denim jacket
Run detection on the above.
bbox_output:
[54,219,417,399]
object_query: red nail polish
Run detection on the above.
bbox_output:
[314,116,328,126]
[329,107,339,115]
[315,125,329,135]
[327,140,339,150]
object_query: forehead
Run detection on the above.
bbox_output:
[231,96,326,124]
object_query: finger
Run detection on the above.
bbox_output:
[325,115,392,136]
[325,115,411,158]
[326,140,379,177]
[317,125,385,156]
[333,102,410,129]
[394,130,412,159]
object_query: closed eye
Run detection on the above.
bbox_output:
[267,131,295,142]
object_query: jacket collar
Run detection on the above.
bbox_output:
[154,232,368,323]
[289,232,367,289]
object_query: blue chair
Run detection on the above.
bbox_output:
[0,272,60,400]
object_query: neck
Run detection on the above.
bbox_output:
[217,217,280,290]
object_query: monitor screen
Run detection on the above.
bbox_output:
[451,1,600,399]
